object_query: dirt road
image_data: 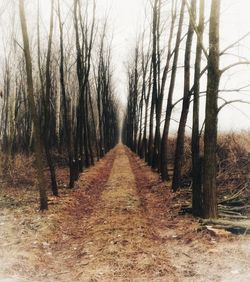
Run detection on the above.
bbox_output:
[0,145,249,281]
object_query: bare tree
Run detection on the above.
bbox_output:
[37,0,58,195]
[153,0,177,170]
[160,0,185,181]
[172,0,196,191]
[19,0,48,210]
[148,0,160,167]
[141,44,152,160]
[203,0,221,218]
[73,0,96,176]
[192,0,204,216]
[57,0,75,188]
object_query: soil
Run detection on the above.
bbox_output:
[0,145,249,282]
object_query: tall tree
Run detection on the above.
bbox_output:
[43,0,58,196]
[19,0,48,210]
[160,0,185,181]
[148,0,160,167]
[141,46,152,160]
[73,0,96,175]
[172,0,196,191]
[192,0,205,216]
[153,0,177,170]
[203,0,221,218]
[57,0,75,188]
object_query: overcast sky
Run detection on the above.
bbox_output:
[0,0,250,132]
[97,0,250,132]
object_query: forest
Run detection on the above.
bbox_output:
[0,0,249,281]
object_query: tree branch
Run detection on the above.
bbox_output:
[221,61,250,74]
[218,83,250,93]
[14,39,24,51]
[220,32,250,55]
[184,0,208,59]
[218,98,250,112]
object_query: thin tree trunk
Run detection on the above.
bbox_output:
[19,0,48,210]
[73,0,84,175]
[149,0,159,167]
[141,55,152,160]
[203,0,221,219]
[172,0,196,191]
[160,0,185,181]
[58,0,75,188]
[192,0,204,217]
[40,0,58,196]
[154,0,176,170]
[137,93,144,157]
[85,84,95,165]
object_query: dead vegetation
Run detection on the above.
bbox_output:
[126,146,250,281]
[166,132,250,234]
[0,145,250,281]
[0,148,116,281]
[0,154,35,188]
[0,132,249,227]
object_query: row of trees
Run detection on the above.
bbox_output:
[123,0,249,218]
[0,0,119,210]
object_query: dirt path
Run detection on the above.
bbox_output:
[41,145,176,281]
[0,145,250,281]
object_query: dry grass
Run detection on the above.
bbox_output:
[127,146,250,282]
[0,153,36,188]
[0,145,250,282]
[0,147,116,281]
[168,132,250,193]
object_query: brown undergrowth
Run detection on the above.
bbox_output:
[1,145,250,282]
[126,146,250,281]
[0,148,116,281]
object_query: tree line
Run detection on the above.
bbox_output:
[0,0,119,210]
[1,0,249,216]
[122,0,250,218]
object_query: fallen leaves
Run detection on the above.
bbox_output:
[1,145,250,282]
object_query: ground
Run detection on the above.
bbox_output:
[0,145,249,281]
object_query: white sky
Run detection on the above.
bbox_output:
[0,0,250,132]
[96,0,250,132]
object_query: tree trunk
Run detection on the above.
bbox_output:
[58,0,75,188]
[73,0,84,175]
[172,0,196,191]
[151,0,160,169]
[144,63,152,162]
[192,0,205,217]
[41,0,58,196]
[160,0,185,181]
[154,0,176,170]
[19,0,48,210]
[203,0,221,219]
[38,0,57,194]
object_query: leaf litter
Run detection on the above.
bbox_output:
[0,145,249,281]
